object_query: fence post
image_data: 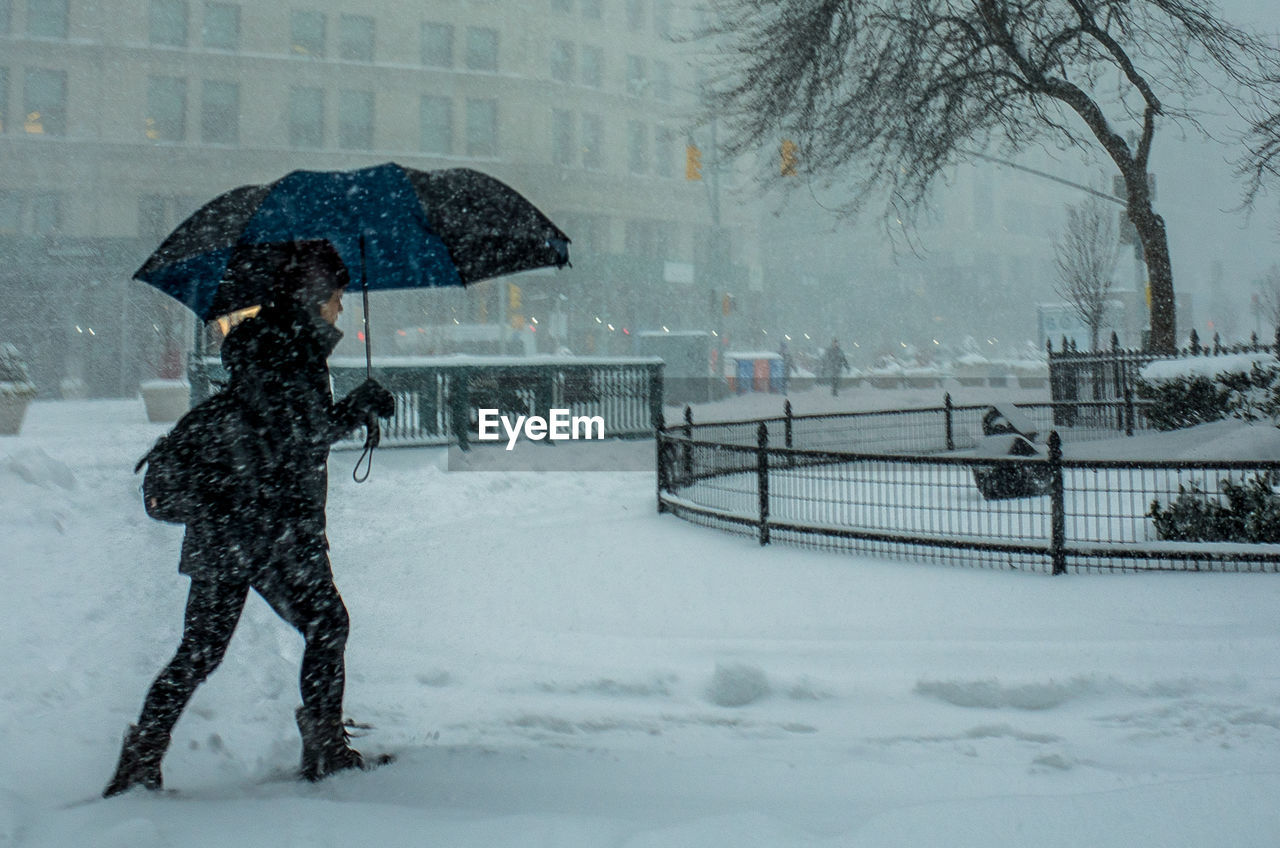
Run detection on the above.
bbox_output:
[784,399,795,468]
[682,405,694,483]
[648,364,665,431]
[944,392,954,451]
[1124,386,1135,437]
[655,411,669,513]
[1111,332,1123,428]
[451,368,471,452]
[757,422,770,546]
[1048,430,1066,576]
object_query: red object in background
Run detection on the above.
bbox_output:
[753,358,770,391]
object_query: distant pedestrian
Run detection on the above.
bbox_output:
[820,338,849,396]
[778,341,795,394]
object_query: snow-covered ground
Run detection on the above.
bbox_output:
[4,388,1280,847]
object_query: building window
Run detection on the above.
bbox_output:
[552,109,574,167]
[287,86,324,147]
[419,94,452,154]
[0,192,19,233]
[339,14,374,62]
[338,89,374,149]
[200,79,238,144]
[0,0,11,35]
[27,0,68,38]
[139,195,201,240]
[202,2,239,50]
[465,98,497,157]
[581,44,603,88]
[24,68,67,135]
[30,193,62,234]
[653,60,671,101]
[626,55,647,97]
[290,11,325,58]
[627,120,648,174]
[653,0,671,38]
[149,0,188,47]
[464,27,498,71]
[626,0,645,32]
[581,112,603,170]
[421,22,453,67]
[0,192,65,234]
[582,0,602,19]
[625,218,657,255]
[550,41,574,84]
[146,76,186,141]
[655,127,675,178]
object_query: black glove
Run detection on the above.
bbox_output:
[348,378,395,419]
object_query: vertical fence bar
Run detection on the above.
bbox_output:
[1049,431,1066,575]
[1124,386,1135,437]
[757,422,770,546]
[648,364,664,431]
[655,411,669,513]
[682,405,694,483]
[784,399,795,469]
[944,392,954,451]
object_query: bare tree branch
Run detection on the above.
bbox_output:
[700,0,1280,352]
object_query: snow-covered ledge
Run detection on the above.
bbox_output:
[140,379,190,423]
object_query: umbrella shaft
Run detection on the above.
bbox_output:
[363,283,372,380]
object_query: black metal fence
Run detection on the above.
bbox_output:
[191,355,665,448]
[657,398,1280,574]
[1048,330,1278,405]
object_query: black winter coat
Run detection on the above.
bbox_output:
[179,304,369,578]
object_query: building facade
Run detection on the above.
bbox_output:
[0,0,746,395]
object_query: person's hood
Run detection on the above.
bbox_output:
[221,303,342,377]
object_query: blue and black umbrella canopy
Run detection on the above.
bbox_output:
[134,163,570,320]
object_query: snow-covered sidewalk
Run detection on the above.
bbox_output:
[3,398,1280,847]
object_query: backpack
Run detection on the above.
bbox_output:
[134,391,251,524]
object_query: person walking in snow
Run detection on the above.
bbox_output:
[104,241,396,797]
[820,339,849,397]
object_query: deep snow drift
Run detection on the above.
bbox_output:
[3,388,1280,847]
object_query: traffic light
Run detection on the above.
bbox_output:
[685,144,703,181]
[780,139,799,176]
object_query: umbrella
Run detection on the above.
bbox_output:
[136,163,569,320]
[134,162,570,475]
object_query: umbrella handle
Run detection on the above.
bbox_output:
[353,415,379,483]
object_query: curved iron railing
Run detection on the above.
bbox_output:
[656,398,1280,574]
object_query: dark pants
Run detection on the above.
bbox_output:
[136,534,349,740]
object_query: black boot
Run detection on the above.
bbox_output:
[295,707,364,782]
[103,724,168,798]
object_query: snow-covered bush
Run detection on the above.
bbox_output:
[1149,473,1280,544]
[0,344,34,392]
[1135,353,1279,431]
[0,344,37,435]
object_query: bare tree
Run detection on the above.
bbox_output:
[1053,197,1119,351]
[1255,263,1280,336]
[701,0,1280,353]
